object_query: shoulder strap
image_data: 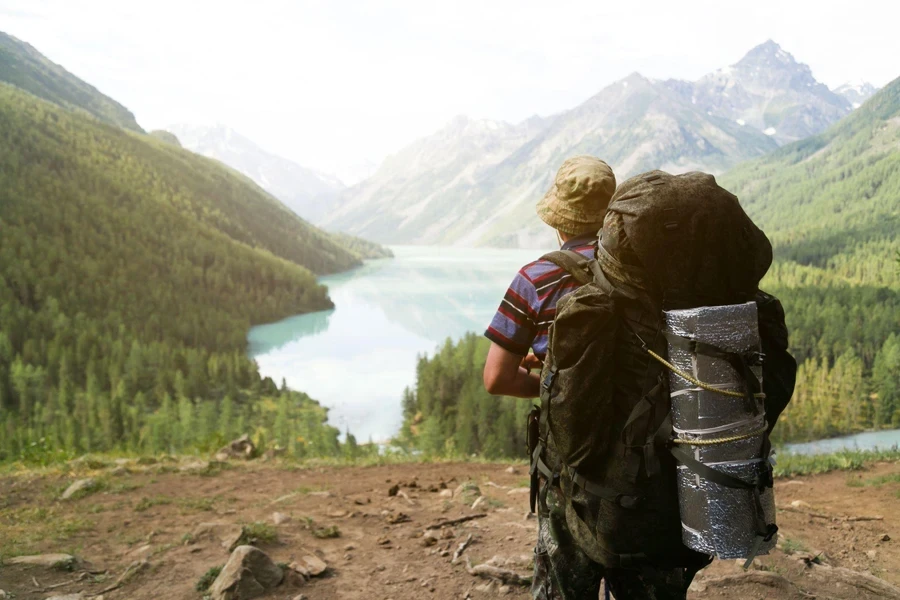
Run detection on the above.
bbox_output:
[541,250,594,285]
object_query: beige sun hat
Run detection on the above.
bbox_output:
[536,156,616,235]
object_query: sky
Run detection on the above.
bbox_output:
[2,0,898,178]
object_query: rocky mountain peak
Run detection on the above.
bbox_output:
[738,39,798,68]
[834,80,880,108]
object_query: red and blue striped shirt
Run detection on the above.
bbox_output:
[485,235,597,360]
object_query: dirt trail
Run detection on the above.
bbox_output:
[1,459,899,599]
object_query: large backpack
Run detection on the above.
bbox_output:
[530,171,797,570]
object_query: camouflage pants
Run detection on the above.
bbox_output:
[531,480,698,600]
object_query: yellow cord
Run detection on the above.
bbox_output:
[671,425,769,446]
[646,349,766,400]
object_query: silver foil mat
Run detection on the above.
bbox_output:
[664,302,777,559]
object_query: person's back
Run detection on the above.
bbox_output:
[483,156,614,399]
[485,232,597,362]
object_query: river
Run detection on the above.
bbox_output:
[248,246,900,452]
[247,246,541,442]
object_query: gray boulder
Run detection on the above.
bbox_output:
[210,545,283,600]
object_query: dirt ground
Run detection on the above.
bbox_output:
[1,458,899,600]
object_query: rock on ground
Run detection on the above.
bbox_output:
[7,553,76,569]
[192,522,244,552]
[292,553,327,577]
[215,434,256,461]
[61,478,96,499]
[210,545,283,600]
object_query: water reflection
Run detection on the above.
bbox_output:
[247,246,545,442]
[784,429,900,455]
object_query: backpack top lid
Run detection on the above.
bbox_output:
[602,170,772,308]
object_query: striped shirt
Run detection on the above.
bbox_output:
[485,234,597,360]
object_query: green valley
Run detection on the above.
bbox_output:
[0,82,364,461]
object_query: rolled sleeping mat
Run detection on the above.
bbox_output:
[664,301,777,560]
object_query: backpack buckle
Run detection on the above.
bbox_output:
[541,367,557,391]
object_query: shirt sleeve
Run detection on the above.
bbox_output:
[484,269,539,356]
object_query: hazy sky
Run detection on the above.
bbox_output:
[3,0,898,177]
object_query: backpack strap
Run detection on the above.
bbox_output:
[541,250,594,285]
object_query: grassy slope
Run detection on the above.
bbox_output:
[723,76,900,288]
[0,31,143,133]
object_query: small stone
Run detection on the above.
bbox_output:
[440,550,450,557]
[295,554,327,576]
[61,478,96,500]
[215,433,256,461]
[283,566,308,587]
[422,531,439,547]
[45,595,84,600]
[272,512,291,525]
[210,545,283,599]
[128,544,153,559]
[880,533,891,542]
[440,527,456,539]
[790,500,811,509]
[688,579,708,593]
[377,536,392,546]
[505,466,518,474]
[439,489,453,498]
[475,581,493,593]
[307,491,332,498]
[292,595,308,600]
[388,484,400,496]
[192,522,245,552]
[179,460,209,473]
[507,487,530,495]
[867,550,877,559]
[7,553,76,569]
[344,543,357,551]
[499,585,512,595]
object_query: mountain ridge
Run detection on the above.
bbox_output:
[167,123,346,222]
[323,40,872,248]
[0,31,143,132]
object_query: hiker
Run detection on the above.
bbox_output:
[483,155,615,398]
[483,167,797,599]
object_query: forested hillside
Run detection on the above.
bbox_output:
[0,31,143,133]
[722,76,900,287]
[0,84,352,461]
[718,78,900,443]
[400,80,900,454]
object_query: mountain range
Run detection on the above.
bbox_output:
[321,40,879,247]
[166,124,347,222]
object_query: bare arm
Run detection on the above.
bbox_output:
[483,342,542,398]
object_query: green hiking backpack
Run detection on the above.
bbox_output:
[530,171,797,570]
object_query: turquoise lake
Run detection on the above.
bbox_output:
[248,246,900,452]
[247,246,543,442]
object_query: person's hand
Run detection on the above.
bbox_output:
[520,353,543,373]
